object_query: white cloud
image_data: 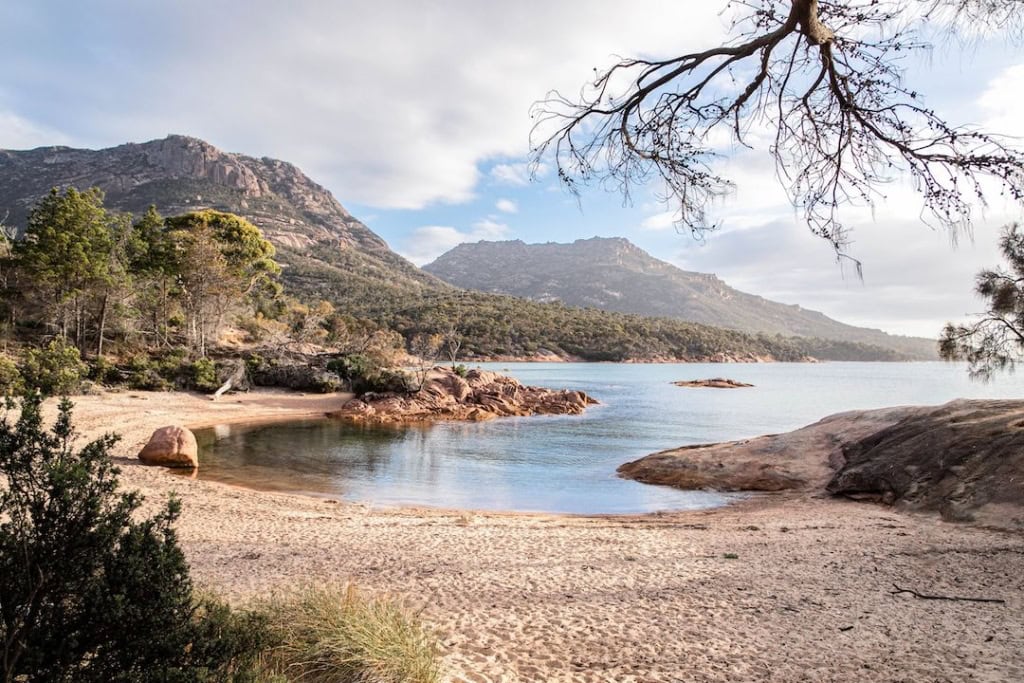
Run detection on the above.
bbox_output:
[669,212,1009,338]
[488,161,551,187]
[640,210,677,231]
[979,62,1024,137]
[0,1,728,209]
[490,162,532,186]
[400,218,511,265]
[0,110,69,150]
[495,198,518,214]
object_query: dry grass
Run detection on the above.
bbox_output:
[260,584,441,683]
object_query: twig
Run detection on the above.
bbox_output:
[891,584,1005,604]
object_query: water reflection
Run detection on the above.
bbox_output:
[194,412,730,514]
[193,361,1024,514]
[193,420,412,497]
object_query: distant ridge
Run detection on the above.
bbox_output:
[423,237,937,359]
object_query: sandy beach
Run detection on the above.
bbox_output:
[48,389,1024,683]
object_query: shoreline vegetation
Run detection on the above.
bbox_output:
[38,387,1024,682]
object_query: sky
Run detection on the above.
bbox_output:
[1,1,1022,338]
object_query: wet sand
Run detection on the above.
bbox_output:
[51,389,1024,683]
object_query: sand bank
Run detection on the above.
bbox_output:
[48,389,1024,683]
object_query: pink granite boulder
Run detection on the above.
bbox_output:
[138,425,198,468]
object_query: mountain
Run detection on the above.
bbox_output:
[0,136,924,362]
[423,237,936,359]
[0,135,444,301]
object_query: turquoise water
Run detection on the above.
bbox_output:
[194,362,1024,514]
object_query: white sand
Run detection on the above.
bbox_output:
[50,389,1024,683]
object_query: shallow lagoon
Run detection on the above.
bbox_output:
[194,362,1024,514]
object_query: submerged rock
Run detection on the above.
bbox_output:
[329,366,597,423]
[138,425,199,468]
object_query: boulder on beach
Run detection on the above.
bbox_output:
[672,378,754,388]
[138,425,199,468]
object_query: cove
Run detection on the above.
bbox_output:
[192,361,1024,514]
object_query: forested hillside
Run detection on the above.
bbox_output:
[425,238,936,359]
[0,137,925,370]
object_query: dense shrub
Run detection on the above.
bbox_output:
[262,585,441,683]
[19,338,87,395]
[327,355,412,394]
[88,355,118,385]
[0,355,24,395]
[369,368,414,394]
[326,354,377,383]
[189,358,220,392]
[245,354,342,393]
[125,353,173,391]
[0,393,272,681]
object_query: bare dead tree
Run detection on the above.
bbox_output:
[531,0,1024,263]
[408,332,443,392]
[441,325,463,368]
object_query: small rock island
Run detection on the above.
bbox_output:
[672,378,754,388]
[330,366,597,423]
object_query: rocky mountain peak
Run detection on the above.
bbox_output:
[0,135,377,253]
[136,135,267,197]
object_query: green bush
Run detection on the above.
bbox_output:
[20,338,87,396]
[89,355,118,385]
[326,354,378,382]
[125,354,173,391]
[327,355,412,394]
[0,393,272,681]
[0,355,24,395]
[262,585,441,683]
[189,358,220,392]
[370,368,413,394]
[452,364,469,378]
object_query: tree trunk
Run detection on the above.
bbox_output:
[792,0,834,45]
[158,276,170,347]
[96,293,108,357]
[74,296,82,351]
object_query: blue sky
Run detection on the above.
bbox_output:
[1,1,1021,337]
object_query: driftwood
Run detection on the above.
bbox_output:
[212,360,247,400]
[890,584,1005,605]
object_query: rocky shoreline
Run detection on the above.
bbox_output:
[618,398,1024,528]
[329,366,596,423]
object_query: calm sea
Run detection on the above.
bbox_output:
[193,362,1024,514]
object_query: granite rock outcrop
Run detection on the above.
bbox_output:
[330,367,596,423]
[619,399,1024,527]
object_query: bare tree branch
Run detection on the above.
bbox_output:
[531,0,1024,259]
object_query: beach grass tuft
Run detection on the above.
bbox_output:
[261,584,441,683]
